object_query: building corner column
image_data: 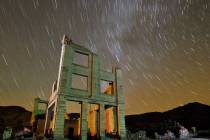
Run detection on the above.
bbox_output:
[53,94,66,139]
[115,68,126,139]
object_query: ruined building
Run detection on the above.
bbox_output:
[31,97,48,137]
[32,35,126,140]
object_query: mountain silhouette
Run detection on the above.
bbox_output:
[125,102,210,137]
[0,106,32,129]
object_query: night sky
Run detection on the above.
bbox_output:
[0,0,209,115]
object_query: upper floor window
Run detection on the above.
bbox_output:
[38,103,47,112]
[71,74,88,91]
[73,51,89,67]
[100,80,113,95]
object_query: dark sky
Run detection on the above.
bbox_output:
[0,0,209,115]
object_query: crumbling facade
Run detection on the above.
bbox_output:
[44,35,126,140]
[31,98,48,137]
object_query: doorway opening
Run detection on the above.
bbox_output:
[87,104,100,139]
[64,101,81,139]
